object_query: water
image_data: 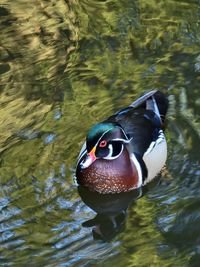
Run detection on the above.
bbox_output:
[0,0,200,266]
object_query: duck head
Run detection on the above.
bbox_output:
[76,123,142,194]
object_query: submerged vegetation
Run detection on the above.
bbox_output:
[0,0,199,266]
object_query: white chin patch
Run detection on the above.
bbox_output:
[80,156,94,169]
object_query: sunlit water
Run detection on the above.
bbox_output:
[0,0,200,266]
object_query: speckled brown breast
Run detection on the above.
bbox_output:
[76,149,139,194]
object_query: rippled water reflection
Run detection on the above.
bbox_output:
[0,0,200,266]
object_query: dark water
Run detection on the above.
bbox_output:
[0,0,200,266]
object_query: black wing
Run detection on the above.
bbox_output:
[104,90,168,156]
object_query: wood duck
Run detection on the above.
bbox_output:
[76,90,168,194]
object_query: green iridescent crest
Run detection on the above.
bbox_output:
[87,123,117,143]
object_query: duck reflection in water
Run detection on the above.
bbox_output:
[78,183,157,241]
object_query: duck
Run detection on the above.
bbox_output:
[76,90,168,194]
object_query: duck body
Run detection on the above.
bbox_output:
[76,90,168,194]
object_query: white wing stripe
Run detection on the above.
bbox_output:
[144,130,165,155]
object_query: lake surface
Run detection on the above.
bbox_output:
[0,0,200,266]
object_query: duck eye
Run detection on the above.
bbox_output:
[99,140,107,148]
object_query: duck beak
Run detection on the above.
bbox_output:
[80,147,96,169]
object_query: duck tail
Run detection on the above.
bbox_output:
[152,91,169,124]
[130,90,168,124]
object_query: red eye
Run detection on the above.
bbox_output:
[99,140,107,148]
